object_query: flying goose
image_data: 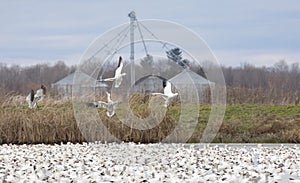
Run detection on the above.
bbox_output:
[93,92,118,117]
[102,56,126,88]
[152,80,178,107]
[26,85,46,109]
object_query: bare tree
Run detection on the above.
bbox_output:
[0,61,76,95]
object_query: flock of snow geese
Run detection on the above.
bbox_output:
[0,143,299,182]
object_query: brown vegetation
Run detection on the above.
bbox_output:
[0,102,85,144]
[0,60,299,144]
[0,94,299,144]
[226,87,300,105]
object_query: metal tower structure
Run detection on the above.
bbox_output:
[92,11,169,87]
[128,11,136,86]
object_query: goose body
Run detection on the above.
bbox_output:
[94,92,118,117]
[103,56,126,88]
[26,89,36,109]
[26,85,46,109]
[152,80,178,107]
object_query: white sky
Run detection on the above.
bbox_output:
[0,0,299,67]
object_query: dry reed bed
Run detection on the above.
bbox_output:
[0,102,85,144]
[226,87,300,104]
[0,95,299,144]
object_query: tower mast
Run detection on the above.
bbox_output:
[128,11,136,86]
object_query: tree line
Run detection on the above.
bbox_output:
[0,60,299,104]
[0,61,75,95]
[222,60,300,91]
[221,60,300,104]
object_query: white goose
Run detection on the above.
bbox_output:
[26,89,35,109]
[152,80,178,107]
[93,92,118,117]
[102,56,126,88]
[26,85,46,109]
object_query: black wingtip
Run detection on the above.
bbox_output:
[86,102,97,108]
[118,56,122,67]
[30,89,34,102]
[163,80,167,88]
[41,84,46,95]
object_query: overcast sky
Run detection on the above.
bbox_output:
[0,0,299,67]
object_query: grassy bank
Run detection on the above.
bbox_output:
[0,101,299,144]
[193,104,300,143]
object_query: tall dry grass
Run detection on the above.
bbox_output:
[0,93,183,144]
[0,92,299,144]
[0,102,85,144]
[226,87,300,105]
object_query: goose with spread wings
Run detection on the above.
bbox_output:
[26,85,46,109]
[93,92,118,117]
[152,80,178,107]
[102,56,126,88]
